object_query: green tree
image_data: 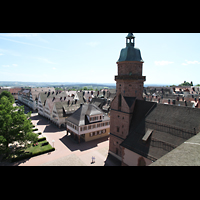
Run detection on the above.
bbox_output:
[83,87,88,90]
[179,81,193,86]
[0,91,14,103]
[0,96,38,159]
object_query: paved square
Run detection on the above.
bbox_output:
[13,113,120,166]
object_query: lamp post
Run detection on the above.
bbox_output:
[52,140,55,148]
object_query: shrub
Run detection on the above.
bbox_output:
[11,147,55,162]
[41,142,49,146]
[38,137,46,142]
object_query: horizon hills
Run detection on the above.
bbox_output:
[0,81,173,88]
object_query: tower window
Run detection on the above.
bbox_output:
[117,127,119,132]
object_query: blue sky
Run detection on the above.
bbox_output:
[0,33,200,85]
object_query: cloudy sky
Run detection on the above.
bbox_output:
[0,33,200,85]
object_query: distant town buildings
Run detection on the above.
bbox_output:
[17,87,55,111]
[0,87,21,100]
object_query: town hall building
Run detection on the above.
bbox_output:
[109,33,200,166]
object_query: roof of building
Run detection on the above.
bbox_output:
[66,103,110,126]
[150,132,200,166]
[124,96,136,108]
[120,100,200,161]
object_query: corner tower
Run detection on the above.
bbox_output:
[109,33,146,161]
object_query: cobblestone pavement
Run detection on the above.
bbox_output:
[10,113,120,166]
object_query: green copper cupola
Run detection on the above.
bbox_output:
[117,33,144,63]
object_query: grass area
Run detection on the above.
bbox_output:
[11,139,55,162]
[25,140,53,155]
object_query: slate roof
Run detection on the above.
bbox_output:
[90,97,106,108]
[124,97,136,108]
[150,132,200,166]
[66,104,110,127]
[121,100,200,161]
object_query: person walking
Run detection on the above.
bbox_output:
[91,156,95,164]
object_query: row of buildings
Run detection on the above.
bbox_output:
[17,88,114,127]
[143,86,200,108]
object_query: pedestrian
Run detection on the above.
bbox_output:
[91,156,95,164]
[93,156,95,163]
[91,156,94,163]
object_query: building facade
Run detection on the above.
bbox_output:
[109,33,146,160]
[66,103,110,143]
[18,87,55,111]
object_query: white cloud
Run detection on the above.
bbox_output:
[0,36,67,53]
[12,64,18,67]
[0,53,4,56]
[37,57,56,64]
[86,42,100,47]
[182,60,200,65]
[2,65,9,67]
[154,61,174,66]
[52,67,56,70]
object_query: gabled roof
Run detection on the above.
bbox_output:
[121,100,200,161]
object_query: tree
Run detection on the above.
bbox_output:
[83,87,88,90]
[0,96,38,159]
[0,91,14,104]
[178,81,193,86]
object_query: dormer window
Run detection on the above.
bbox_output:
[89,115,103,123]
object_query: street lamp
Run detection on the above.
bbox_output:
[52,140,55,148]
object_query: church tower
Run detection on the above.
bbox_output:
[109,33,146,160]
